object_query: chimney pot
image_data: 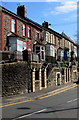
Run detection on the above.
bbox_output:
[17,5,27,17]
[42,21,51,28]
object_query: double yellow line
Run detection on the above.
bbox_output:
[0,84,78,108]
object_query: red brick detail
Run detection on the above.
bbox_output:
[34,28,36,40]
[16,19,18,34]
[26,24,28,38]
[2,12,4,51]
[10,16,18,34]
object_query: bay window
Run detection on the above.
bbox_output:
[35,46,45,61]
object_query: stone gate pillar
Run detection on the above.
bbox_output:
[69,68,71,82]
[44,68,47,88]
[32,68,35,92]
[64,68,66,84]
[39,68,42,90]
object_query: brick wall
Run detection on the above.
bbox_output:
[2,62,32,97]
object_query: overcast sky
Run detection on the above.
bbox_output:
[0,0,78,41]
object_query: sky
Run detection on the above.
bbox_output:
[0,0,78,41]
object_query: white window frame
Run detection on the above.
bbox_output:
[11,19,16,33]
[36,31,39,40]
[40,46,45,61]
[23,24,26,36]
[50,34,53,44]
[46,33,49,42]
[28,26,31,38]
[58,38,60,47]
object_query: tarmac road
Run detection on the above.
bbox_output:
[1,84,79,119]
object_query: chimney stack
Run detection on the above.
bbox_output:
[42,21,51,28]
[17,5,27,17]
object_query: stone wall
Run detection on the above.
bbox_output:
[71,65,78,82]
[0,65,2,97]
[1,61,78,97]
[47,67,61,87]
[47,65,78,88]
[0,7,2,50]
[18,20,23,37]
[3,12,36,51]
[2,62,32,97]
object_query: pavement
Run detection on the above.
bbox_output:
[1,81,78,105]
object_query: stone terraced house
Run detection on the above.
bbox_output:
[0,5,78,96]
[0,5,77,63]
[0,5,46,62]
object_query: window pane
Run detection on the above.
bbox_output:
[12,19,16,33]
[28,27,31,38]
[36,46,40,51]
[23,24,26,36]
[54,36,56,45]
[36,46,40,53]
[17,40,23,52]
[41,51,44,59]
[23,42,26,50]
[58,39,60,46]
[36,31,39,40]
[46,33,48,42]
